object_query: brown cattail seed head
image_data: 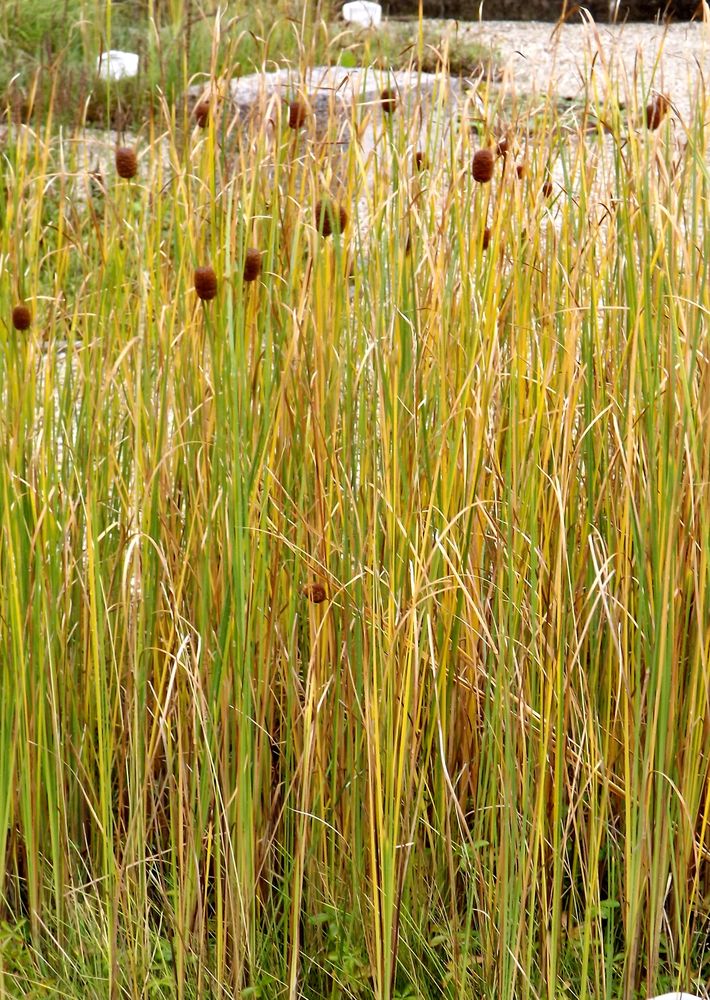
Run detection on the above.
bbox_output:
[304,582,327,604]
[288,98,308,129]
[115,146,138,179]
[482,227,491,250]
[12,304,31,330]
[315,199,348,238]
[645,93,670,130]
[380,87,397,113]
[194,265,218,301]
[495,135,509,158]
[243,248,262,283]
[414,150,428,172]
[194,100,210,128]
[541,179,554,198]
[516,162,526,180]
[472,148,495,183]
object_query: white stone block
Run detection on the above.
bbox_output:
[342,2,382,28]
[97,50,139,82]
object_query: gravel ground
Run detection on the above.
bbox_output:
[453,18,710,120]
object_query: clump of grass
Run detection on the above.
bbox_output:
[334,18,500,77]
[0,16,709,1000]
[0,0,335,129]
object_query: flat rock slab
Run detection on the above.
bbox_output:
[223,65,462,106]
[189,66,467,146]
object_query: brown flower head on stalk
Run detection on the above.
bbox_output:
[303,582,327,604]
[194,99,210,128]
[194,265,218,301]
[380,87,397,113]
[12,304,31,330]
[482,227,491,250]
[115,146,138,179]
[288,97,308,129]
[315,198,348,238]
[495,135,510,159]
[645,93,670,130]
[414,150,429,172]
[243,248,262,283]
[516,162,526,180]
[472,148,495,183]
[541,179,554,198]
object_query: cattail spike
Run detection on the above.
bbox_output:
[243,248,263,283]
[288,98,308,129]
[194,265,218,301]
[472,148,495,183]
[115,146,138,179]
[194,100,210,128]
[315,199,348,238]
[12,304,31,330]
[380,87,397,113]
[303,583,327,604]
[645,93,670,130]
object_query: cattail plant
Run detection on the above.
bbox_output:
[115,146,138,179]
[315,199,348,238]
[303,583,327,604]
[472,148,495,183]
[380,87,397,113]
[194,100,210,128]
[414,150,429,172]
[11,304,31,330]
[645,92,670,130]
[6,37,710,1000]
[194,265,218,301]
[243,248,262,282]
[288,98,308,129]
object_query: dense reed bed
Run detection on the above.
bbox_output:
[0,32,709,1000]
